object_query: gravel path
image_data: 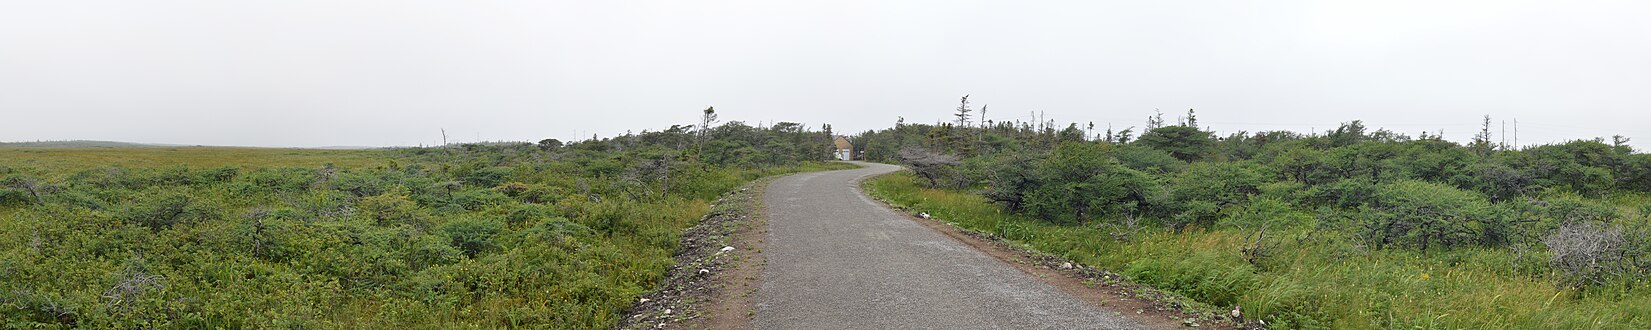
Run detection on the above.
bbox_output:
[754,162,1147,330]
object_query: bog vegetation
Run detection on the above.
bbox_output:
[859,98,1651,328]
[0,112,852,328]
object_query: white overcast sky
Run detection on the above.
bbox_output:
[1,1,1647,149]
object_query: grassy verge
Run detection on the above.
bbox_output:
[865,171,1650,329]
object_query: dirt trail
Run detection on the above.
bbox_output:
[754,162,1150,329]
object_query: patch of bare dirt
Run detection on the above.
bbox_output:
[695,189,767,330]
[615,178,774,330]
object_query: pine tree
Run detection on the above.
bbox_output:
[1472,115,1494,157]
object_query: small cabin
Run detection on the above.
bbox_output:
[832,136,853,161]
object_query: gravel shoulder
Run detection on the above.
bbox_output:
[615,176,777,330]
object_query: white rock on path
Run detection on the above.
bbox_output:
[719,246,735,254]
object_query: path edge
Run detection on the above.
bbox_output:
[860,170,1266,330]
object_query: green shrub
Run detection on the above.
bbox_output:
[1137,125,1214,161]
[119,192,219,230]
[502,203,557,229]
[1172,161,1268,206]
[46,188,108,211]
[441,218,504,258]
[1541,196,1619,223]
[450,189,512,211]
[1307,179,1379,208]
[1469,161,1531,201]
[494,181,562,204]
[532,218,594,239]
[461,166,514,187]
[1111,144,1186,174]
[1173,200,1221,229]
[359,191,430,229]
[236,212,298,262]
[0,188,30,206]
[1224,197,1314,231]
[1024,142,1158,225]
[1256,180,1308,203]
[331,170,396,197]
[493,181,533,198]
[200,166,240,183]
[232,168,318,194]
[65,167,131,189]
[405,235,463,269]
[975,150,1042,211]
[1359,180,1493,250]
[293,189,354,221]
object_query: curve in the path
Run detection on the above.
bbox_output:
[754,162,1146,330]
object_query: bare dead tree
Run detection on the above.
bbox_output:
[317,164,338,183]
[245,208,270,258]
[695,107,717,164]
[1544,221,1639,290]
[103,262,165,315]
[1240,227,1276,267]
[898,147,961,188]
[4,176,45,204]
[620,154,679,201]
[28,230,43,253]
[979,104,989,129]
[434,181,463,198]
[651,155,677,198]
[1107,211,1145,242]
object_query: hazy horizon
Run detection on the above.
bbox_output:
[3,1,1647,149]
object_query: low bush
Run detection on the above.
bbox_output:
[441,218,504,258]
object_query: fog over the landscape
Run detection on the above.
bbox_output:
[1,1,1646,149]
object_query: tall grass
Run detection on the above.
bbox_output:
[867,172,1650,329]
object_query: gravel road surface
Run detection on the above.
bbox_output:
[754,162,1147,330]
